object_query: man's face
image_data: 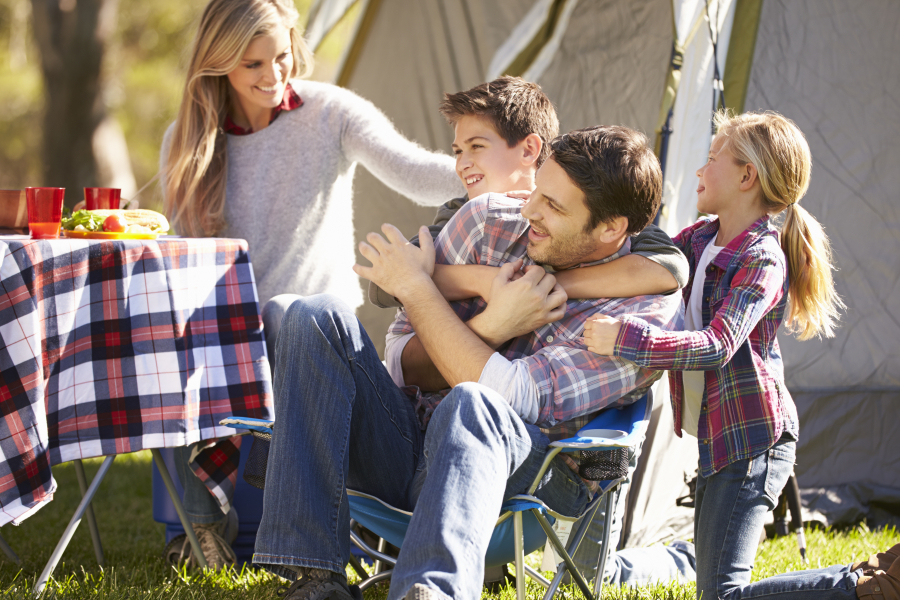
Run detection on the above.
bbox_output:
[452,115,534,197]
[520,158,608,269]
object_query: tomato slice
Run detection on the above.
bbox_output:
[103,214,128,233]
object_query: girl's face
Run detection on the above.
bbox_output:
[227,25,293,121]
[695,135,747,215]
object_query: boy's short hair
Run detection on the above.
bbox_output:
[550,126,662,235]
[439,76,559,167]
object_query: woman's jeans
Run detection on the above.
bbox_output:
[695,435,860,600]
[252,294,591,600]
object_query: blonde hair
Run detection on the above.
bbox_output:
[164,0,313,237]
[713,110,844,340]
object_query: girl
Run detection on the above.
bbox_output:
[160,0,462,569]
[583,110,895,599]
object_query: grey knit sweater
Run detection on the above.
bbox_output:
[161,80,463,308]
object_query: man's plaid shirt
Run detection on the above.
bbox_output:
[615,215,799,477]
[387,194,683,442]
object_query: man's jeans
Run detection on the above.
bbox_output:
[695,436,860,600]
[253,294,591,600]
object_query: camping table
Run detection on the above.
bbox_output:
[0,234,273,593]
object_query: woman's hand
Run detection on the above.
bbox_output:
[583,314,623,355]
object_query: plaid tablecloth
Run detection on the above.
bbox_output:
[0,236,273,527]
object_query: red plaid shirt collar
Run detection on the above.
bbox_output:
[223,83,303,135]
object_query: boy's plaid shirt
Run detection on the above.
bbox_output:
[387,194,683,442]
[615,215,799,477]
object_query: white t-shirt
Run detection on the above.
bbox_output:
[680,235,723,437]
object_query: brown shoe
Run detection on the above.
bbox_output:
[857,551,900,600]
[855,544,900,573]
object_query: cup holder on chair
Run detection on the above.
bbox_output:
[243,430,272,489]
[578,447,629,482]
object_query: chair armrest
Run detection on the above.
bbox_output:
[219,416,274,434]
[548,394,650,451]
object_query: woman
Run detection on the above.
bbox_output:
[160,0,462,569]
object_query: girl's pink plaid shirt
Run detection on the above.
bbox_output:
[615,215,799,477]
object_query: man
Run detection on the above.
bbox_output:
[253,125,683,600]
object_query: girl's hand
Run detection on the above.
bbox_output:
[583,314,622,355]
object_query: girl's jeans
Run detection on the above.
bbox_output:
[695,435,860,600]
[251,294,591,600]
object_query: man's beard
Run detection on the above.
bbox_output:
[526,228,597,270]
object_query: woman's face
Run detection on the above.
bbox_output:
[226,24,293,120]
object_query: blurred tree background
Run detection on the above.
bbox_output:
[0,0,357,210]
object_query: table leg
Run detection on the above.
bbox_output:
[33,455,115,597]
[0,530,20,565]
[149,449,208,570]
[73,459,104,567]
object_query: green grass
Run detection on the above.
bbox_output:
[0,451,896,599]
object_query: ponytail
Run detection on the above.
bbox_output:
[780,202,844,340]
[714,110,844,340]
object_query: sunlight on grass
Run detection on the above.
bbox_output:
[0,450,896,599]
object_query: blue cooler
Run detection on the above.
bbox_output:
[152,438,264,565]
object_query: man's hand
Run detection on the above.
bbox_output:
[471,260,567,346]
[354,224,435,301]
[583,314,622,355]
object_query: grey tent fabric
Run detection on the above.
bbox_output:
[744,0,900,527]
[307,0,900,536]
[534,0,672,137]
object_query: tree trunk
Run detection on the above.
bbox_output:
[30,0,120,207]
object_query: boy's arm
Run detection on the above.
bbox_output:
[367,196,469,308]
[553,224,688,299]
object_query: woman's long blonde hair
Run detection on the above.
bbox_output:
[164,0,313,237]
[713,110,844,340]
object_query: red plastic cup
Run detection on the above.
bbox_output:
[84,187,121,210]
[25,187,65,239]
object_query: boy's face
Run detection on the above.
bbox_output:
[521,158,610,269]
[451,115,535,197]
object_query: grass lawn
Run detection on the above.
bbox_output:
[0,451,896,599]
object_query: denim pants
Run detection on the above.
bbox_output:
[252,294,590,600]
[695,435,860,600]
[571,436,697,586]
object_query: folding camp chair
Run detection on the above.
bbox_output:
[222,393,651,600]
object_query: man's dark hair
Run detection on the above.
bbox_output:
[439,76,559,167]
[550,126,662,235]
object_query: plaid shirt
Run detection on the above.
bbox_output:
[223,83,303,135]
[387,194,683,442]
[0,237,273,526]
[615,216,799,477]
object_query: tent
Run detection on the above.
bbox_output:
[305,0,900,545]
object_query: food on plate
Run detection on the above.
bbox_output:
[102,214,128,233]
[61,209,169,234]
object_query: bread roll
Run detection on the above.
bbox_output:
[89,209,170,233]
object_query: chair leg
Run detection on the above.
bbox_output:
[73,459,104,567]
[593,486,618,598]
[374,536,387,574]
[524,564,551,589]
[542,569,567,600]
[534,509,595,600]
[150,449,208,570]
[33,456,115,597]
[348,553,369,581]
[0,530,20,565]
[514,511,526,600]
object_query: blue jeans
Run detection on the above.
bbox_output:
[253,294,590,600]
[695,436,860,600]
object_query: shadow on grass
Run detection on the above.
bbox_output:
[0,451,281,598]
